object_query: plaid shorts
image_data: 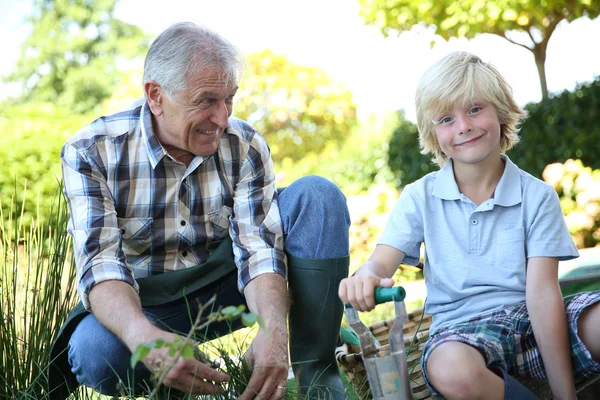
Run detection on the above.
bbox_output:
[421,291,600,394]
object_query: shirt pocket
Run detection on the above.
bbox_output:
[118,217,153,257]
[208,206,231,241]
[495,227,526,270]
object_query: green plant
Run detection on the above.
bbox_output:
[130,297,261,400]
[0,183,78,399]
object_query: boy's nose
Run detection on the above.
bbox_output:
[456,115,472,134]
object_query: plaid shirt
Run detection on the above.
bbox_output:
[62,102,286,310]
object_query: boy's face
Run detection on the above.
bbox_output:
[432,99,501,167]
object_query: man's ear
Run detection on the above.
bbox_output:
[144,80,164,116]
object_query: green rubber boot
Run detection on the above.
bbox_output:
[288,255,349,399]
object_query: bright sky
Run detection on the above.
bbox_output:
[1,0,599,122]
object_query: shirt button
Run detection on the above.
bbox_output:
[180,220,186,226]
[471,219,478,225]
[182,251,188,257]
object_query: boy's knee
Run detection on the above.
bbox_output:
[426,342,491,399]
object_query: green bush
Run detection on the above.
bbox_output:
[386,78,600,186]
[386,110,435,188]
[0,102,92,231]
[512,78,600,178]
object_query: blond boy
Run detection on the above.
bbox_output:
[339,52,600,400]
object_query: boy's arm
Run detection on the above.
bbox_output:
[339,244,405,311]
[526,257,577,400]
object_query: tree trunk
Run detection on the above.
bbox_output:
[533,45,549,100]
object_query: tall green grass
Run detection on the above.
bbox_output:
[0,184,78,399]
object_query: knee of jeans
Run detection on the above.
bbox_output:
[286,176,349,220]
[68,317,134,394]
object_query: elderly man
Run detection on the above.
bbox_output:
[48,22,350,400]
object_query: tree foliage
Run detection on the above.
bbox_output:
[234,50,358,162]
[6,0,148,114]
[358,0,600,99]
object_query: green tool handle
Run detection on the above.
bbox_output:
[374,286,406,304]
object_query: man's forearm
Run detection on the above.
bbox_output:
[527,287,576,399]
[243,273,289,329]
[88,280,155,351]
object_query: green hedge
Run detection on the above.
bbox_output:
[387,78,600,185]
[0,102,92,229]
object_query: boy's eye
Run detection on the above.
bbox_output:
[432,116,453,125]
[469,106,482,114]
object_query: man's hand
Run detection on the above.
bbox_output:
[139,329,231,396]
[89,281,230,395]
[239,273,290,400]
[240,325,289,400]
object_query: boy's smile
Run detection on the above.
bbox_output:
[433,99,502,167]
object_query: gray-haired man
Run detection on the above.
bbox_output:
[49,22,350,400]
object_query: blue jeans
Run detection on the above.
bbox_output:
[68,175,350,395]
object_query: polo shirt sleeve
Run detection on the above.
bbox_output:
[230,130,287,292]
[377,183,424,266]
[526,185,579,261]
[61,142,138,311]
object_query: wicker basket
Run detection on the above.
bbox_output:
[336,308,435,399]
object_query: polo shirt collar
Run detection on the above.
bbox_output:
[494,154,522,206]
[432,160,461,200]
[432,154,522,206]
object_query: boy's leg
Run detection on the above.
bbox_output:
[564,291,600,380]
[577,293,600,361]
[426,341,504,400]
[68,271,246,396]
[278,175,351,399]
[421,307,540,400]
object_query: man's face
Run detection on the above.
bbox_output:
[149,66,238,161]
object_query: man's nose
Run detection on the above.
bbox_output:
[210,100,229,128]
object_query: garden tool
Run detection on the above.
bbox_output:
[345,286,413,400]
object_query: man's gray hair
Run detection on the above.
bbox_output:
[143,22,245,98]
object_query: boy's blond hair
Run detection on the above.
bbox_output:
[415,51,527,167]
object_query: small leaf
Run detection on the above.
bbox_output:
[168,346,176,357]
[131,345,150,368]
[181,343,195,359]
[241,312,258,327]
[153,338,166,349]
[221,305,238,316]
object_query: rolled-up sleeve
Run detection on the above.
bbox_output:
[61,142,138,310]
[230,131,287,292]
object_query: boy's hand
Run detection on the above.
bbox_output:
[338,274,394,312]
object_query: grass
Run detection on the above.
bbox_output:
[0,184,78,399]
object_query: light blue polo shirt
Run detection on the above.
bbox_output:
[378,155,579,332]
